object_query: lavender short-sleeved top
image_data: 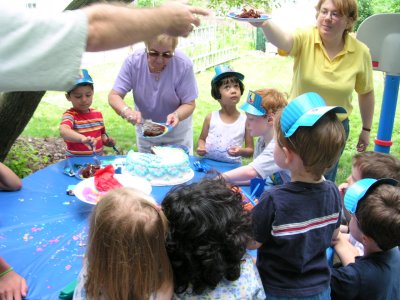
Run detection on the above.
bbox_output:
[112,48,198,123]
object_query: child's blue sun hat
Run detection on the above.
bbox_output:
[240,90,266,116]
[75,69,94,87]
[211,64,244,84]
[344,178,398,214]
[281,92,347,137]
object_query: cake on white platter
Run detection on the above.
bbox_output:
[124,146,194,186]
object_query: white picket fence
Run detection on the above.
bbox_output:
[178,20,254,73]
[82,19,254,73]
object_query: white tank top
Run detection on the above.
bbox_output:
[205,111,246,163]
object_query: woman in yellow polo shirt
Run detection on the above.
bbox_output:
[254,0,374,182]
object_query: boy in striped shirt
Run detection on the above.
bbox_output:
[60,69,116,157]
[248,93,346,299]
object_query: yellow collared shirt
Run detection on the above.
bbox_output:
[287,27,374,120]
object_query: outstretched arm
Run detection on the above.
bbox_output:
[59,125,96,149]
[84,2,209,52]
[0,163,22,191]
[252,19,294,53]
[222,165,260,186]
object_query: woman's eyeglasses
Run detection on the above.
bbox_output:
[319,9,343,21]
[146,49,174,59]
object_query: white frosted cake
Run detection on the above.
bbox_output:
[124,146,194,186]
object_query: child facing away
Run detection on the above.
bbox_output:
[161,178,266,299]
[73,187,173,300]
[222,88,290,185]
[337,151,400,256]
[248,92,346,299]
[60,69,116,157]
[331,178,400,300]
[196,64,254,163]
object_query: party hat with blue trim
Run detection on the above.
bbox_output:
[344,178,398,214]
[241,90,266,116]
[280,92,346,137]
[211,64,244,84]
[75,69,93,87]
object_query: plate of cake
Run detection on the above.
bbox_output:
[124,146,194,186]
[140,120,172,139]
[74,174,152,205]
[228,8,270,23]
[76,164,101,179]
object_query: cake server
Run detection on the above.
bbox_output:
[91,146,101,166]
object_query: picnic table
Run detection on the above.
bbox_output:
[0,155,245,299]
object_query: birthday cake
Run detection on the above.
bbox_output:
[124,146,194,186]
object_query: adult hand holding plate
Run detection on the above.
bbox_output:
[141,120,173,139]
[227,7,270,23]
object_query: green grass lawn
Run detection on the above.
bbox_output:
[20,51,400,184]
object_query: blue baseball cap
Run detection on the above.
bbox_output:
[75,69,94,87]
[281,92,347,137]
[211,64,244,84]
[344,178,398,214]
[240,90,267,116]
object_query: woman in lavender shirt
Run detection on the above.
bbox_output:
[108,34,198,153]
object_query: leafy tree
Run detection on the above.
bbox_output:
[355,0,373,31]
[372,0,400,13]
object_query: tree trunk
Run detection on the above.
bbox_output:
[0,0,132,162]
[0,92,44,161]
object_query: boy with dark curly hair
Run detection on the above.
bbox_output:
[162,178,265,299]
[249,92,346,299]
[331,178,400,299]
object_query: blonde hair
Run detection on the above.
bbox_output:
[254,88,288,115]
[85,188,172,300]
[145,34,178,51]
[275,110,346,180]
[315,0,358,33]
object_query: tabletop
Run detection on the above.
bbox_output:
[0,155,244,300]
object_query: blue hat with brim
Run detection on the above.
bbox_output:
[281,92,347,137]
[240,90,267,116]
[75,69,94,87]
[211,64,244,84]
[344,178,398,214]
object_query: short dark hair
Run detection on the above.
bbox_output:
[356,184,400,250]
[275,110,346,180]
[353,152,400,183]
[161,178,252,294]
[211,76,245,100]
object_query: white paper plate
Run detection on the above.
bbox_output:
[74,174,152,205]
[227,11,270,23]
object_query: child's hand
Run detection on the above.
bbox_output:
[338,182,349,199]
[227,145,241,157]
[103,136,116,147]
[0,270,28,299]
[339,224,349,234]
[331,231,346,246]
[81,136,96,149]
[196,146,207,156]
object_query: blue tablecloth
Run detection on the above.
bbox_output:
[0,156,243,300]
